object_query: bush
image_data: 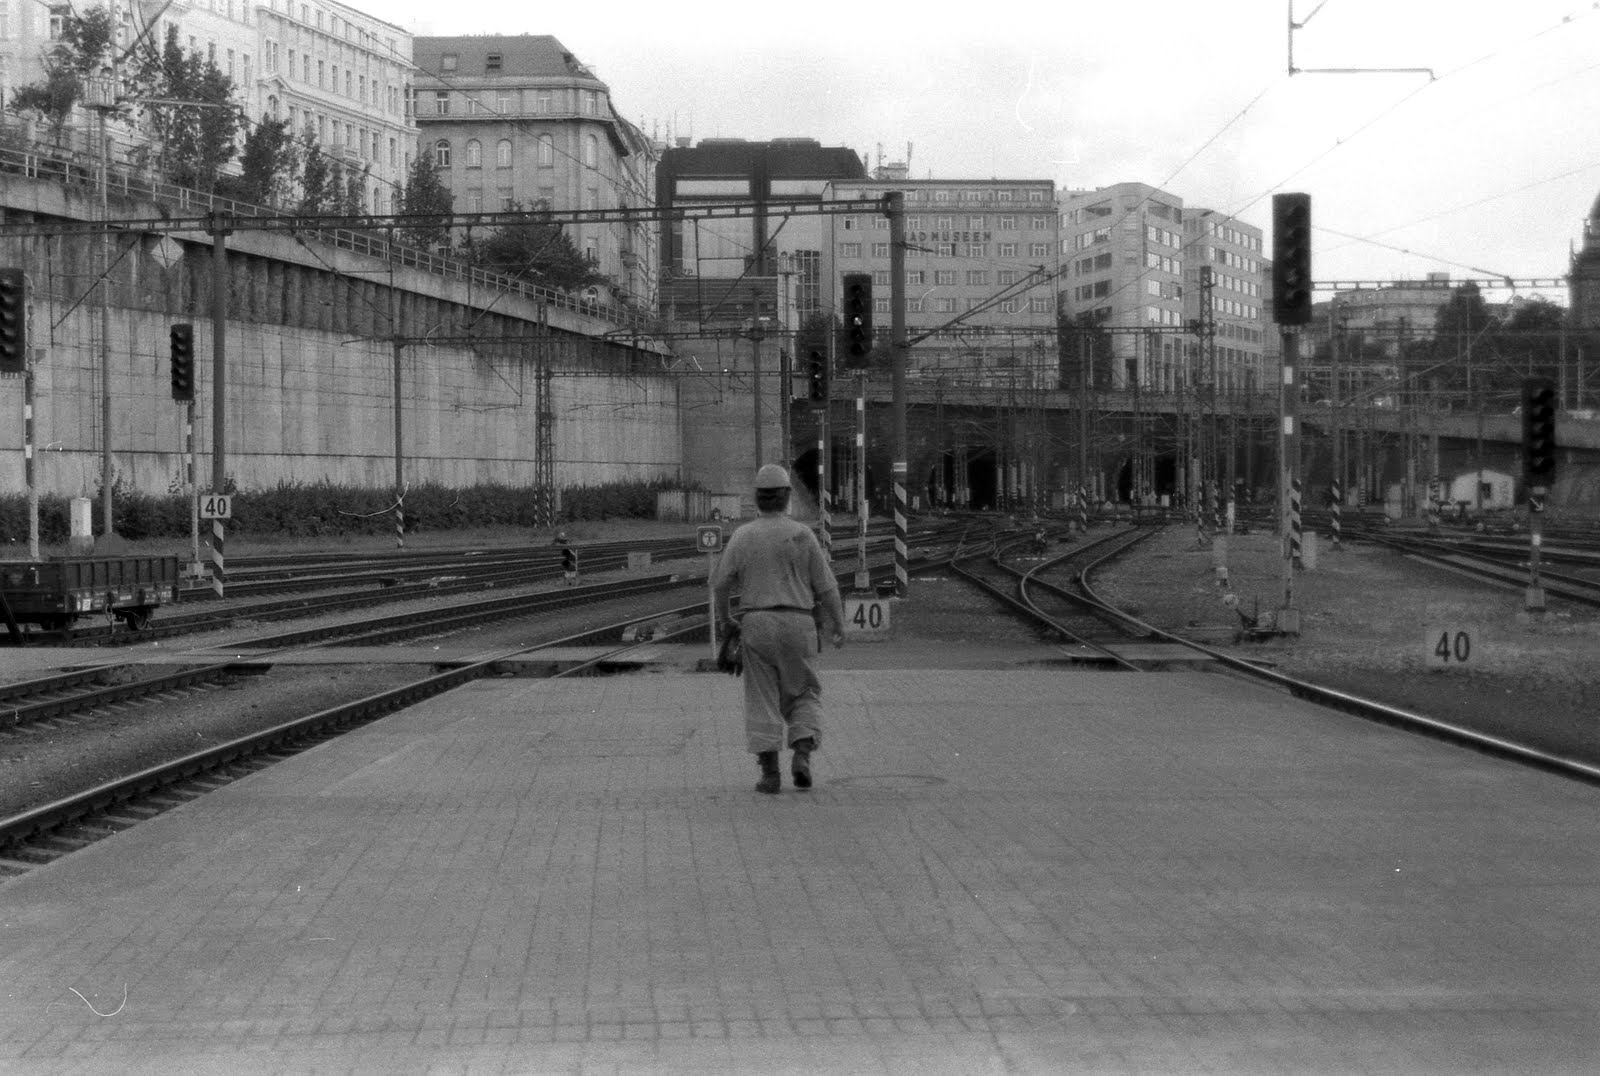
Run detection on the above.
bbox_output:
[0,478,686,546]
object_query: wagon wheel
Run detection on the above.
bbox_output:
[115,607,153,632]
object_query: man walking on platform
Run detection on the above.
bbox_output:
[712,464,845,794]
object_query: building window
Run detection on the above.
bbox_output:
[842,216,856,231]
[934,270,957,285]
[497,90,512,113]
[873,271,891,286]
[871,243,889,258]
[441,52,458,72]
[998,242,1018,257]
[839,242,863,258]
[498,187,515,211]
[584,134,598,168]
[497,139,512,167]
[934,298,956,313]
[464,139,482,168]
[966,270,988,286]
[486,53,502,72]
[583,90,598,114]
[998,270,1017,285]
[467,189,483,212]
[907,271,925,285]
[537,135,554,166]
[874,298,890,314]
[434,91,449,115]
[968,216,985,230]
[433,139,451,168]
[1030,243,1050,257]
[537,90,552,112]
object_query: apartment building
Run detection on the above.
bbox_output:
[412,35,659,308]
[824,171,1060,388]
[255,0,413,214]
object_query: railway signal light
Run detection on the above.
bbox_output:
[1271,193,1312,326]
[1521,377,1557,480]
[0,268,27,374]
[169,323,195,402]
[806,349,828,401]
[841,273,873,369]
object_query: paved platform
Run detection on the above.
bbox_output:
[0,655,1596,1073]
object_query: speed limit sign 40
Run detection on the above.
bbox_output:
[200,493,232,519]
[844,595,892,640]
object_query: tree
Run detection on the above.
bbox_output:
[6,5,116,147]
[1059,312,1115,390]
[215,115,298,207]
[397,155,454,250]
[464,208,605,291]
[298,130,331,214]
[127,25,241,190]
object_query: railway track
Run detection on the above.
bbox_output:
[7,512,1595,883]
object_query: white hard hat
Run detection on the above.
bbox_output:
[753,464,791,490]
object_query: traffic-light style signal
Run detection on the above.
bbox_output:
[0,267,27,375]
[1521,377,1557,481]
[1271,193,1312,326]
[806,349,828,402]
[842,273,873,369]
[169,323,196,402]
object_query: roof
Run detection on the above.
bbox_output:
[660,139,865,182]
[412,35,605,85]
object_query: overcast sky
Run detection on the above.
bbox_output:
[382,0,1600,303]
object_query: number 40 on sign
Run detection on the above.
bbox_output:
[199,493,232,520]
[1425,625,1477,669]
[844,595,892,639]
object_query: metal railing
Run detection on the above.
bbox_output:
[0,133,657,332]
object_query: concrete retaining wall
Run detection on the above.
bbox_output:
[0,171,681,497]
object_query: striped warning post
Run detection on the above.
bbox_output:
[1076,487,1088,532]
[1331,480,1342,547]
[1289,477,1303,563]
[211,520,225,598]
[892,460,908,596]
[396,503,405,550]
[818,428,831,556]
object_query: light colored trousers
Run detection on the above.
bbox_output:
[739,610,823,753]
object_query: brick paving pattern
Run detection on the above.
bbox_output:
[0,658,1596,1073]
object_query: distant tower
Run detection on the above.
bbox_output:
[1570,189,1600,334]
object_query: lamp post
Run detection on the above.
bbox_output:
[83,66,119,544]
[745,313,773,465]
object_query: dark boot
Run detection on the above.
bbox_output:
[790,737,815,789]
[755,750,781,795]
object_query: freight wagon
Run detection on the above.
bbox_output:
[0,555,180,638]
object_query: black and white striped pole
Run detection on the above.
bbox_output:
[886,190,908,597]
[1272,193,1311,635]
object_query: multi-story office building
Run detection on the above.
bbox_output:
[1058,182,1267,395]
[1183,207,1267,395]
[412,35,658,308]
[254,0,413,214]
[824,171,1060,387]
[655,137,866,327]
